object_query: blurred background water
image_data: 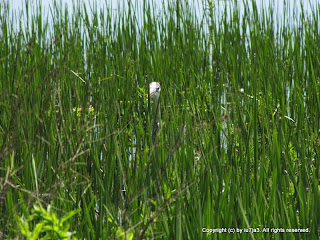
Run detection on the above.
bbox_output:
[3,0,318,33]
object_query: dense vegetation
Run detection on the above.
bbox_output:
[0,0,319,239]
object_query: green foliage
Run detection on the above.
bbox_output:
[0,0,319,239]
[16,204,80,240]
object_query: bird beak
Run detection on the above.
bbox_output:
[150,92,156,97]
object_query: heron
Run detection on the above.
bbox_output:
[149,82,161,144]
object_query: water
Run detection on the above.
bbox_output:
[3,0,318,34]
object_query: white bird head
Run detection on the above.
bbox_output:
[149,82,161,100]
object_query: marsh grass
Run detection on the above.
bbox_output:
[0,0,319,239]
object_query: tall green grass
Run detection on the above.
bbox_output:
[0,0,319,239]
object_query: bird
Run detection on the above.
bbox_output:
[149,82,161,143]
[149,82,161,100]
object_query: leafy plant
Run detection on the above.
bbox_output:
[16,204,80,240]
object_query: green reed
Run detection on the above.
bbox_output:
[0,0,319,239]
